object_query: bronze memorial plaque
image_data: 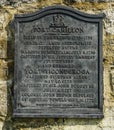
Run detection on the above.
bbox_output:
[12,6,104,118]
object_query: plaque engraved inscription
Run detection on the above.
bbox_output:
[12,6,104,118]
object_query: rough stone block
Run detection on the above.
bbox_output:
[0,122,4,130]
[103,9,114,34]
[103,127,114,130]
[0,60,7,80]
[0,82,7,117]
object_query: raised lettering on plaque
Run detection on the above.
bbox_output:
[12,6,104,118]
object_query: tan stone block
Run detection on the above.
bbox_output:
[73,2,108,10]
[0,49,6,59]
[103,127,114,130]
[0,9,16,59]
[0,9,12,29]
[0,60,14,81]
[0,13,5,28]
[93,3,108,10]
[0,34,7,58]
[0,81,7,117]
[0,23,3,30]
[0,30,7,40]
[20,128,31,130]
[103,8,114,34]
[104,108,114,117]
[3,6,17,21]
[39,0,63,8]
[64,125,102,130]
[0,60,7,80]
[29,127,44,130]
[0,60,7,68]
[98,108,114,129]
[0,121,4,130]
[0,68,7,80]
[17,3,40,14]
[46,0,63,5]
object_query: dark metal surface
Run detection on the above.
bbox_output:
[12,5,104,118]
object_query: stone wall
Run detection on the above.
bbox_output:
[0,0,114,130]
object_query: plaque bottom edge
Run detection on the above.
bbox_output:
[13,113,104,119]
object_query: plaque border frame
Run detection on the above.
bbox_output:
[12,5,105,118]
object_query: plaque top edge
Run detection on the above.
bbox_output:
[14,5,105,20]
